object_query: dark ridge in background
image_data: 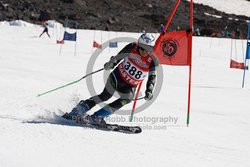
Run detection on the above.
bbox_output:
[0,0,249,37]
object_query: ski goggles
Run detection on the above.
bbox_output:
[138,43,153,54]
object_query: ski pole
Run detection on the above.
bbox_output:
[130,82,143,122]
[133,97,144,101]
[37,68,104,97]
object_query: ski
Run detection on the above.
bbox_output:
[62,113,142,134]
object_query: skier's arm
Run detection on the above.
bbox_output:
[104,43,135,70]
[145,57,159,100]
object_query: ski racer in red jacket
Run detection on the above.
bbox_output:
[64,33,159,125]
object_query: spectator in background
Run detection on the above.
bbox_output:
[235,28,241,39]
[224,26,230,38]
[177,26,180,31]
[39,20,50,38]
[159,24,164,32]
[195,28,201,36]
[211,31,217,37]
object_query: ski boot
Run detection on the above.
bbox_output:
[86,106,113,127]
[84,115,106,127]
[62,100,90,120]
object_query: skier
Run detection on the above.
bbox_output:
[39,20,50,38]
[63,33,159,126]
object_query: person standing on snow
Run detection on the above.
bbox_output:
[39,20,50,38]
[63,33,159,126]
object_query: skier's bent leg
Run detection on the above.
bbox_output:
[92,98,133,118]
[91,82,136,118]
[68,88,112,117]
[89,98,132,126]
[83,74,116,110]
[85,86,114,108]
[70,77,115,117]
[69,72,116,118]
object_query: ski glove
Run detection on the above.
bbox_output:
[104,61,115,70]
[144,90,153,101]
[104,56,117,70]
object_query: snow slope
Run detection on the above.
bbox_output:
[191,0,250,17]
[0,20,250,167]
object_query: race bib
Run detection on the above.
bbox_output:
[118,58,148,86]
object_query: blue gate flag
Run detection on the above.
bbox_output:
[246,42,250,59]
[109,41,118,48]
[63,31,77,41]
[242,21,250,88]
[248,22,250,36]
